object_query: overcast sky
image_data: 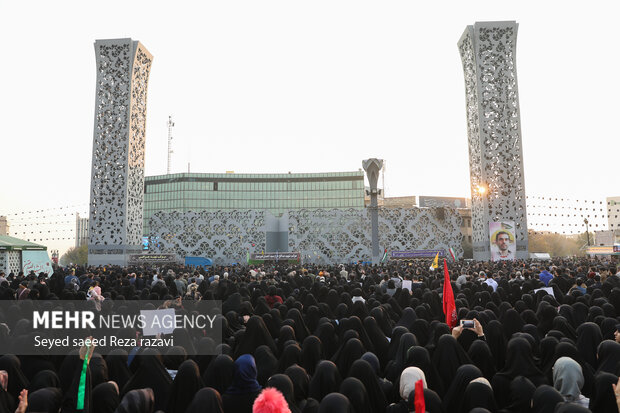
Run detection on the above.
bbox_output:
[1,0,618,255]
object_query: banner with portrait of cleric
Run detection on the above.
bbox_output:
[489,221,516,261]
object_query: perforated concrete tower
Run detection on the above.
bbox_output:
[88,38,153,266]
[458,21,529,260]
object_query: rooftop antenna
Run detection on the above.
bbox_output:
[167,116,174,174]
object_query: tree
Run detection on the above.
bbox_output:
[528,230,585,257]
[60,244,88,266]
[461,238,473,259]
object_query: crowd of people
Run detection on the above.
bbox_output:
[0,257,619,412]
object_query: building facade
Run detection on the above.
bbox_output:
[458,21,529,260]
[75,213,89,248]
[608,196,620,230]
[88,38,153,266]
[143,171,365,235]
[0,236,51,276]
[0,217,8,237]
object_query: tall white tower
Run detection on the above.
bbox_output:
[88,38,153,266]
[458,22,528,260]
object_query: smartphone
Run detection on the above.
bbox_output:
[460,320,475,329]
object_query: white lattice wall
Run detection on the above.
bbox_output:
[148,208,463,265]
[0,252,7,274]
[7,251,21,275]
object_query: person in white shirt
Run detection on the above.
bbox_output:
[390,272,403,289]
[484,273,498,292]
[456,273,469,290]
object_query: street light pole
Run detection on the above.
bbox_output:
[584,218,590,246]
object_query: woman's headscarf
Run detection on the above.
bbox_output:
[588,372,618,413]
[596,340,620,375]
[284,364,310,404]
[203,354,235,394]
[360,352,380,377]
[552,357,584,403]
[495,337,546,383]
[431,334,472,390]
[114,388,155,413]
[315,322,338,359]
[105,350,132,392]
[502,375,536,413]
[395,307,417,331]
[89,354,109,388]
[255,345,279,386]
[501,309,525,339]
[235,316,278,358]
[93,382,120,413]
[410,319,430,348]
[317,392,351,413]
[287,308,310,342]
[26,388,63,413]
[467,340,496,381]
[308,360,341,402]
[28,370,60,393]
[331,338,365,377]
[121,349,171,412]
[462,381,497,413]
[362,316,389,366]
[347,359,387,413]
[405,346,444,396]
[186,387,224,413]
[399,367,426,401]
[540,336,560,374]
[421,388,443,413]
[166,359,204,413]
[387,327,409,362]
[301,336,324,376]
[531,385,564,413]
[278,326,298,356]
[338,317,374,354]
[267,374,301,413]
[441,364,482,413]
[225,354,262,395]
[484,320,507,370]
[0,355,28,399]
[339,377,371,413]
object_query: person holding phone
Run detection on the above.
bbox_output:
[452,318,485,341]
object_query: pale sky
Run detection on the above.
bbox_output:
[2,0,618,256]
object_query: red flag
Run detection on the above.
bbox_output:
[414,379,425,413]
[442,259,457,328]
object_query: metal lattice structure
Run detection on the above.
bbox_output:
[148,208,463,265]
[149,210,267,264]
[458,21,529,260]
[288,209,371,264]
[0,251,21,275]
[88,39,153,265]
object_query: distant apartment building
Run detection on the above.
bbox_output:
[607,196,620,230]
[0,217,9,236]
[143,171,366,235]
[75,213,89,247]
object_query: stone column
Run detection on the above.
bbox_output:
[363,158,383,264]
[88,39,153,266]
[458,22,529,260]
